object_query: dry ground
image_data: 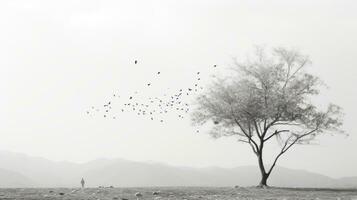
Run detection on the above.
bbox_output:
[0,187,357,200]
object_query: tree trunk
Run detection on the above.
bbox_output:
[257,152,269,188]
[258,173,269,188]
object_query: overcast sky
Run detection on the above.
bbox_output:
[0,0,356,178]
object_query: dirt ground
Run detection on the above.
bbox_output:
[0,187,356,200]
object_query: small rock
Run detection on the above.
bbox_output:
[135,192,143,198]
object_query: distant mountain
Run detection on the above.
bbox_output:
[0,150,356,188]
[336,177,357,188]
[0,151,80,187]
[0,168,35,188]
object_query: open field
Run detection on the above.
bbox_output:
[0,187,357,200]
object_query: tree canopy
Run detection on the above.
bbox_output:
[191,47,344,187]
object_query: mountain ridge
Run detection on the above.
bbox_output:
[0,150,356,188]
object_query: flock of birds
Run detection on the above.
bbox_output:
[86,60,218,132]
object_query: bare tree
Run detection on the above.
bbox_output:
[191,47,344,187]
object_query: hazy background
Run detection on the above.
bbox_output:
[0,0,356,179]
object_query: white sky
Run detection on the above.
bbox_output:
[0,0,356,178]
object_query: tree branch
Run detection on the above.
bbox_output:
[264,129,290,142]
[229,106,260,154]
[253,120,262,139]
[266,127,319,175]
[262,116,280,138]
[238,139,258,154]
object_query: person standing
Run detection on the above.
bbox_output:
[81,178,85,188]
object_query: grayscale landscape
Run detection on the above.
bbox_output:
[1,0,357,199]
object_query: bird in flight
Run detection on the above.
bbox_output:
[134,60,138,64]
